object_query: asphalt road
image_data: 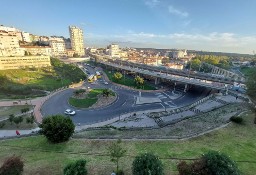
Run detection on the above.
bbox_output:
[41,64,210,125]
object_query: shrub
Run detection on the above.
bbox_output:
[230,116,243,124]
[39,115,75,143]
[116,169,125,175]
[63,159,87,175]
[132,153,163,175]
[13,116,23,128]
[0,122,5,128]
[203,151,240,175]
[0,155,24,175]
[177,151,240,175]
[9,114,15,125]
[177,161,191,175]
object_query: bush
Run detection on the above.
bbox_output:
[116,169,124,175]
[132,153,163,175]
[177,151,240,175]
[203,151,240,175]
[230,116,243,124]
[177,161,191,175]
[0,155,24,175]
[63,159,87,175]
[39,115,75,143]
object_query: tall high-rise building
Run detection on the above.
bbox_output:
[69,26,85,56]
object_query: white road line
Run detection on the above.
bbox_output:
[121,101,127,106]
[159,103,165,109]
[162,92,172,99]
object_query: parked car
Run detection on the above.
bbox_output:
[64,109,76,116]
[104,81,109,85]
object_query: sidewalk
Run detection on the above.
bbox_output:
[0,128,40,138]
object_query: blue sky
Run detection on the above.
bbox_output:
[1,0,256,54]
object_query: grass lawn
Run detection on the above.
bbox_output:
[0,105,33,120]
[69,89,114,108]
[69,97,97,108]
[0,111,255,174]
[240,67,256,77]
[104,70,156,90]
[0,114,37,130]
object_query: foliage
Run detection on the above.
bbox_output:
[63,159,87,175]
[21,107,29,113]
[102,88,111,97]
[73,53,79,57]
[9,114,15,125]
[203,151,240,175]
[246,68,256,101]
[26,115,34,124]
[13,116,23,128]
[0,122,5,128]
[230,116,243,124]
[39,115,75,143]
[108,139,126,173]
[177,151,240,175]
[74,89,86,96]
[113,72,123,81]
[0,155,24,175]
[132,153,164,175]
[134,76,144,87]
[189,55,231,71]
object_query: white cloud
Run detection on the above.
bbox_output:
[85,31,256,54]
[168,6,189,17]
[144,0,160,8]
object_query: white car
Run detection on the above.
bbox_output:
[64,109,76,116]
[104,81,109,85]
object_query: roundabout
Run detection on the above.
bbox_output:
[41,79,210,125]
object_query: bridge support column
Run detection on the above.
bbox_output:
[155,77,160,85]
[184,84,188,92]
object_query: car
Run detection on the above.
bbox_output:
[104,81,109,85]
[64,109,76,116]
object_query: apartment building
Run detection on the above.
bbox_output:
[0,56,51,70]
[0,31,24,56]
[109,44,120,58]
[49,37,66,57]
[69,26,85,56]
[21,32,31,42]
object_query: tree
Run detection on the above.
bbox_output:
[24,51,29,56]
[9,114,15,125]
[102,88,111,97]
[132,153,164,175]
[134,76,144,87]
[63,159,87,175]
[108,139,126,173]
[246,68,256,102]
[0,155,24,175]
[113,72,123,81]
[39,115,75,143]
[203,151,240,175]
[73,53,79,57]
[13,116,23,128]
[26,115,34,124]
[190,58,201,71]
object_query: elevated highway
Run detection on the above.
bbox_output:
[90,54,243,91]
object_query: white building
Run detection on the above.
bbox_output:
[69,26,85,56]
[172,50,187,58]
[21,32,31,42]
[49,37,66,57]
[0,31,24,56]
[109,44,120,58]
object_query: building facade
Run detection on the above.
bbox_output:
[21,46,52,56]
[109,44,120,58]
[0,56,51,70]
[49,38,66,57]
[69,26,85,56]
[21,32,31,42]
[0,31,24,56]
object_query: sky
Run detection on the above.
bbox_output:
[1,0,256,54]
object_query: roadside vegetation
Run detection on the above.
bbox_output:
[69,88,115,108]
[0,58,86,99]
[0,111,255,174]
[104,70,156,90]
